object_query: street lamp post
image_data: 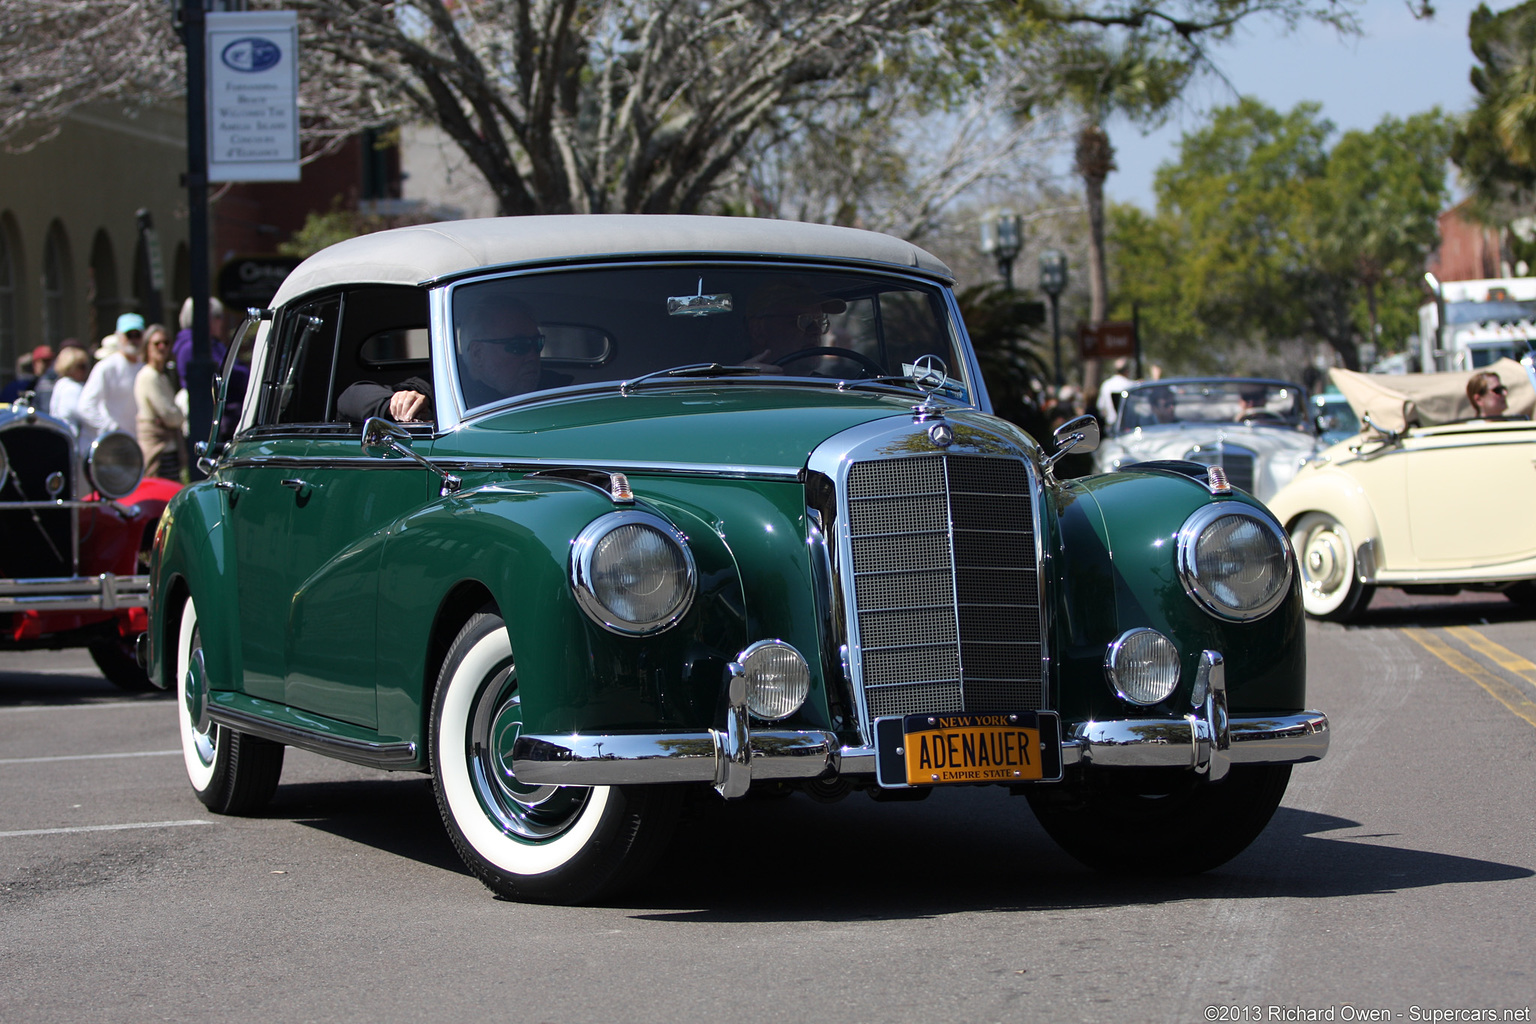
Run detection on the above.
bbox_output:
[979,211,1024,290]
[1039,249,1068,387]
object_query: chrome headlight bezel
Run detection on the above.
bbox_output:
[570,510,697,636]
[1176,502,1293,621]
[87,430,145,500]
[735,639,811,721]
[1104,627,1181,705]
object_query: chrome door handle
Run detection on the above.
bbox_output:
[280,478,307,491]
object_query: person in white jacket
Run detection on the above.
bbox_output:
[75,313,145,454]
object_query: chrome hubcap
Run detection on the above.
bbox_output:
[183,642,217,767]
[468,662,590,841]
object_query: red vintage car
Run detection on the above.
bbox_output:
[1,391,179,689]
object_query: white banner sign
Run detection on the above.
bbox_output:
[206,10,300,183]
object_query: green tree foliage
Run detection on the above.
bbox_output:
[1109,99,1453,371]
[1452,1,1536,224]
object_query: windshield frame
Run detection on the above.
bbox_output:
[429,258,983,430]
[1113,378,1309,436]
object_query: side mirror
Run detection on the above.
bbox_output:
[1053,413,1100,454]
[360,416,462,496]
[1043,413,1099,477]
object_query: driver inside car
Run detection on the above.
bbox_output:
[339,298,570,422]
[741,283,850,374]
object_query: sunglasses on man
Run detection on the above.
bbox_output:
[477,334,545,356]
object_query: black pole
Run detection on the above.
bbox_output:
[1049,293,1062,387]
[1132,302,1142,379]
[181,0,214,474]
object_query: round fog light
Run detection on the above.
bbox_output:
[737,640,810,721]
[1105,628,1180,705]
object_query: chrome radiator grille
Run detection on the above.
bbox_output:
[845,454,1042,719]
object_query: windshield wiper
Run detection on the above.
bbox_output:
[620,363,761,395]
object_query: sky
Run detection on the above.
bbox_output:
[1103,0,1488,210]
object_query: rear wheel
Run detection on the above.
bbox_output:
[1026,764,1292,875]
[1290,512,1374,622]
[89,636,153,692]
[176,598,284,814]
[430,609,681,904]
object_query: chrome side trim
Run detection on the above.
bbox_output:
[0,573,150,612]
[205,705,419,771]
[218,452,802,481]
[511,728,838,787]
[1063,711,1329,770]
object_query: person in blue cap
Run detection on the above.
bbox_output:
[75,312,147,454]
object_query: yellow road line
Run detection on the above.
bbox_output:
[1446,625,1536,684]
[1403,629,1536,731]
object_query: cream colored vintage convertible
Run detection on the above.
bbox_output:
[1268,358,1536,620]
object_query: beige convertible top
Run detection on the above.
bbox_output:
[1330,358,1535,431]
[271,214,952,306]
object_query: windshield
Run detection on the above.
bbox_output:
[448,264,965,411]
[1117,381,1306,433]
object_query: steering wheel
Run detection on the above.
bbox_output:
[775,347,885,377]
[1238,409,1284,423]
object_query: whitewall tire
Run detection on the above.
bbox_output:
[429,610,681,904]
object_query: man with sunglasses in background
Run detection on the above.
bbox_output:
[339,299,568,423]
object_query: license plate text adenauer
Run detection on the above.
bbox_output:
[902,714,1043,785]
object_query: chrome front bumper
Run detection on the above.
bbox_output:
[0,574,150,612]
[512,649,1329,796]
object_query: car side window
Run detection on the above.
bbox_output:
[261,295,340,426]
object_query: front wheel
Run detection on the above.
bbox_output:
[430,610,681,904]
[1290,512,1374,622]
[176,598,284,814]
[1026,764,1292,875]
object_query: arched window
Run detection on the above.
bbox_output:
[90,229,119,344]
[41,221,73,348]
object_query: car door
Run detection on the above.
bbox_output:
[1403,422,1536,566]
[280,286,434,729]
[219,294,341,706]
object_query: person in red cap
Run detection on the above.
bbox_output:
[1,343,57,404]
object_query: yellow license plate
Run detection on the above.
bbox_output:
[902,713,1044,786]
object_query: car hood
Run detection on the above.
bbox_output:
[435,386,995,472]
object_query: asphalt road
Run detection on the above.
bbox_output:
[3,593,1534,1024]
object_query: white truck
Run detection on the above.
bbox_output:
[1420,275,1536,372]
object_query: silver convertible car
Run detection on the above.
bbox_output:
[1269,360,1536,620]
[1095,378,1320,502]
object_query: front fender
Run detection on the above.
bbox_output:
[1050,470,1307,723]
[375,478,750,747]
[1266,461,1382,557]
[147,482,234,693]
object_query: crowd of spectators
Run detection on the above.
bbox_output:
[3,297,230,482]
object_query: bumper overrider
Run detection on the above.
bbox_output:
[512,650,1329,798]
[0,574,151,612]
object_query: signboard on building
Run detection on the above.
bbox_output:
[206,11,301,183]
[1077,321,1137,360]
[218,256,301,312]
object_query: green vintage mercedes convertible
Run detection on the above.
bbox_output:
[146,216,1328,903]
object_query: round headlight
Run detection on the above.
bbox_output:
[571,511,696,635]
[737,640,811,721]
[1105,628,1181,705]
[88,431,145,499]
[1176,503,1292,621]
